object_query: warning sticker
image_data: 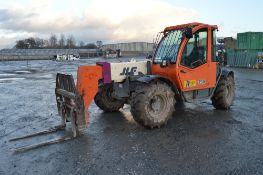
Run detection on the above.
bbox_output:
[184,80,196,88]
[198,79,206,85]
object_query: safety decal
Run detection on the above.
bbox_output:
[184,80,196,88]
[198,79,206,85]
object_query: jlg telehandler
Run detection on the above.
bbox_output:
[56,22,235,131]
[11,23,235,151]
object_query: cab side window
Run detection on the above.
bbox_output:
[181,30,208,68]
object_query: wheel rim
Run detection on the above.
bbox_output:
[147,95,166,117]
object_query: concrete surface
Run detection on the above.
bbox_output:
[0,58,262,175]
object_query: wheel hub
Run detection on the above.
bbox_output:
[149,95,165,115]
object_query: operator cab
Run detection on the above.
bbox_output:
[153,24,212,69]
[152,23,219,101]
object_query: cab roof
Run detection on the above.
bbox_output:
[164,22,218,32]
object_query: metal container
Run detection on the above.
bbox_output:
[237,32,263,50]
[224,37,236,49]
[226,49,260,68]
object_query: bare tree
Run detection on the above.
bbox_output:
[49,34,58,48]
[79,41,85,48]
[85,43,97,49]
[66,35,76,49]
[15,40,28,49]
[43,39,49,48]
[16,38,37,49]
[59,34,66,48]
[35,38,46,48]
[24,38,37,48]
[15,37,49,49]
[96,41,103,48]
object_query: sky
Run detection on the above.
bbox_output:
[0,0,262,49]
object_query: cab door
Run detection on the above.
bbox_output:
[177,29,216,96]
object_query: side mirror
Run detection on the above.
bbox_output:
[183,27,193,39]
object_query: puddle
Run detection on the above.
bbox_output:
[0,78,25,81]
[15,70,31,74]
[39,74,53,78]
[0,73,17,76]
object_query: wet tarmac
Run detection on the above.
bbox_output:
[0,58,262,175]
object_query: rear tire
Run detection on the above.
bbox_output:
[211,76,235,109]
[130,81,175,128]
[94,84,125,112]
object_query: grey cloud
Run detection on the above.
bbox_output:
[0,0,198,48]
[0,8,38,33]
[0,9,11,22]
[0,9,37,21]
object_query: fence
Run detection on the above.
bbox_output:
[0,49,99,61]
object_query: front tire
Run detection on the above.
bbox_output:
[94,84,125,112]
[130,81,175,128]
[211,76,235,109]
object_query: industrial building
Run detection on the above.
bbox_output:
[102,42,154,56]
[0,42,154,61]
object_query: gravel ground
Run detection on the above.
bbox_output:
[0,58,262,175]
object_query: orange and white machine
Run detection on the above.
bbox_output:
[55,22,235,135]
[11,23,235,152]
[56,23,234,133]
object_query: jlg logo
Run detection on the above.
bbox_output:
[120,67,137,76]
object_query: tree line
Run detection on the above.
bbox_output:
[15,34,103,49]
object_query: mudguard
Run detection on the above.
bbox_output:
[136,75,180,96]
[210,67,234,99]
[220,68,234,78]
[136,75,163,83]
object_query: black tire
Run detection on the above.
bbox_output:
[211,76,235,109]
[94,84,125,112]
[130,81,175,128]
